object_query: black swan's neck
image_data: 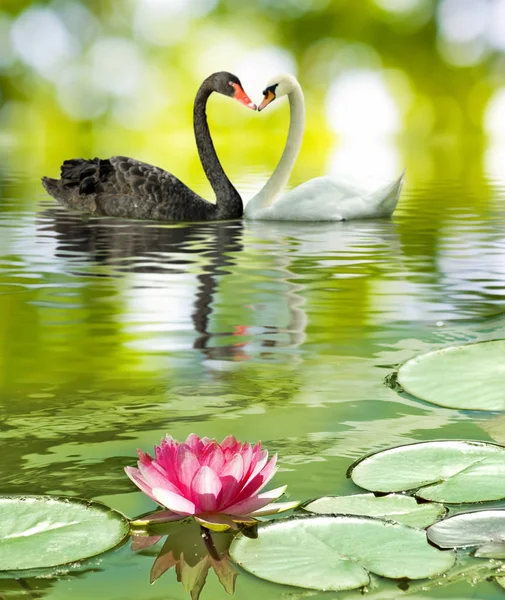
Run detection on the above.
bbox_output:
[193,84,242,220]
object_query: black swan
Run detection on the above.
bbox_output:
[41,72,256,222]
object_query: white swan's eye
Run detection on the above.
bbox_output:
[263,84,278,96]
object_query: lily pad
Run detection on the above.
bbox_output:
[349,440,505,503]
[397,341,505,410]
[0,495,129,571]
[303,493,445,528]
[229,515,455,592]
[427,510,505,558]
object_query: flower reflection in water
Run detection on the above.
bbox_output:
[131,519,245,600]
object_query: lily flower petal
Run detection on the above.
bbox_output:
[185,433,205,455]
[220,435,241,458]
[225,485,287,516]
[195,513,239,532]
[130,510,184,526]
[137,452,181,494]
[218,453,244,508]
[125,466,159,503]
[151,488,196,515]
[241,449,269,489]
[191,466,222,512]
[200,442,225,473]
[235,454,278,502]
[176,444,200,494]
[248,500,301,516]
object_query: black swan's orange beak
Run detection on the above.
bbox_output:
[232,83,257,110]
[258,89,275,112]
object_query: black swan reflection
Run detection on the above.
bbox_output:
[37,208,247,360]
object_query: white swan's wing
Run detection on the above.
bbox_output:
[337,171,405,220]
[246,172,404,222]
[246,177,347,221]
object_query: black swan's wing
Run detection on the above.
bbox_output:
[42,156,216,221]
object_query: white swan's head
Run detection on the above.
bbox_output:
[258,73,299,112]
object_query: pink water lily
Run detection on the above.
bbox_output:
[126,433,299,531]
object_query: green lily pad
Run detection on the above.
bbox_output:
[229,515,455,592]
[475,542,505,559]
[427,510,505,558]
[303,493,445,528]
[397,340,505,410]
[349,440,505,503]
[0,495,129,571]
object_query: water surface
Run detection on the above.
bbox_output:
[1,156,505,599]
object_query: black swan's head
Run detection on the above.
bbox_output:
[208,71,256,110]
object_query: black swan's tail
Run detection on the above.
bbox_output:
[41,158,115,203]
[41,176,64,198]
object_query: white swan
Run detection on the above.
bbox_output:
[244,74,404,222]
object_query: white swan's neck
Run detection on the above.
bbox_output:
[246,82,305,213]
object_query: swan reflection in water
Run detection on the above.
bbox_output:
[37,208,311,364]
[37,207,409,363]
[37,207,252,362]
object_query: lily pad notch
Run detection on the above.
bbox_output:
[396,340,505,411]
[348,440,505,504]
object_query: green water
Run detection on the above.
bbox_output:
[1,150,505,599]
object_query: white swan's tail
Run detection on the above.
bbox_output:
[366,170,405,217]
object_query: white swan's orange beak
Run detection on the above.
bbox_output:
[258,89,275,112]
[231,83,257,110]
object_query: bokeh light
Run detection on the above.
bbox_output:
[437,0,489,44]
[484,86,505,179]
[484,87,505,136]
[328,138,401,181]
[325,70,401,136]
[134,0,219,47]
[89,37,144,97]
[10,6,75,80]
[56,65,107,120]
[488,0,505,51]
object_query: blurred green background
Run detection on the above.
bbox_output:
[1,0,505,191]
